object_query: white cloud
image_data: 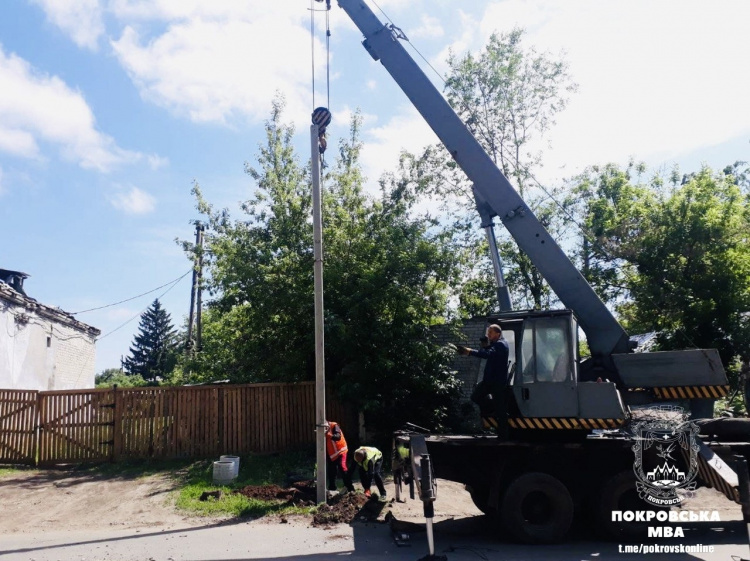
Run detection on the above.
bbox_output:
[109,185,156,214]
[0,46,147,172]
[146,154,169,170]
[360,104,438,192]
[410,15,444,40]
[30,0,104,50]
[110,5,325,129]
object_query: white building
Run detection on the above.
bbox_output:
[0,269,100,390]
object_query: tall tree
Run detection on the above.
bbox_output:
[181,99,463,433]
[397,29,577,310]
[573,164,750,377]
[123,299,178,382]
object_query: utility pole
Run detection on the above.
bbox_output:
[196,225,204,351]
[311,107,330,505]
[186,221,204,353]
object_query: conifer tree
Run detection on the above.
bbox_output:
[123,299,178,382]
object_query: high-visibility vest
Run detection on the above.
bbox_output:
[326,421,348,461]
[354,446,382,472]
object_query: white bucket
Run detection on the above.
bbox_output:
[220,455,241,478]
[212,460,236,485]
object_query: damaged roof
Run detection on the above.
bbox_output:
[0,278,100,337]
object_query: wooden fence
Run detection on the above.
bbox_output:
[0,382,355,466]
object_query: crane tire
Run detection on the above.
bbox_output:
[597,470,656,540]
[500,472,574,544]
[466,483,492,515]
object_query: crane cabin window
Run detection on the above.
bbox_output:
[520,317,572,383]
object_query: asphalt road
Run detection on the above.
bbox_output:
[2,515,750,561]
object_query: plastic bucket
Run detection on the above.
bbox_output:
[212,460,236,485]
[220,455,240,478]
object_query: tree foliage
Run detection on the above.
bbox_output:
[181,98,464,434]
[95,368,147,388]
[123,299,179,382]
[394,29,577,310]
[573,164,750,373]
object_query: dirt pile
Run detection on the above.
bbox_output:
[235,480,317,506]
[235,480,385,526]
[312,492,374,526]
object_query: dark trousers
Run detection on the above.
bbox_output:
[359,457,386,495]
[471,381,509,436]
[327,452,354,492]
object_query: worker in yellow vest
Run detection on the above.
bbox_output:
[325,421,355,495]
[353,446,387,499]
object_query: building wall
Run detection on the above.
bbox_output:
[0,298,97,390]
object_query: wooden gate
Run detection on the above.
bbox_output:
[2,383,355,465]
[37,389,115,465]
[0,389,38,464]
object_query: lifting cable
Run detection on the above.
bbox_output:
[310,0,332,167]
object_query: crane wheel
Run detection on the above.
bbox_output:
[465,483,492,515]
[597,470,660,539]
[500,472,573,544]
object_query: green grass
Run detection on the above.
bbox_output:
[0,466,25,478]
[173,449,319,518]
[1,450,324,519]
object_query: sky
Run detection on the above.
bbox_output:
[1,0,749,375]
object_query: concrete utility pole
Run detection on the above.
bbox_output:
[311,123,327,505]
[196,225,204,351]
[186,222,204,353]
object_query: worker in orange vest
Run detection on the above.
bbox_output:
[325,421,355,495]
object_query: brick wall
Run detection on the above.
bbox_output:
[0,295,97,390]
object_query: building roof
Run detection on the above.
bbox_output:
[0,281,100,337]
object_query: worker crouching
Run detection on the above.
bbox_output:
[354,446,387,500]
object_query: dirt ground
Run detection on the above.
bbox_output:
[0,465,741,538]
[0,467,483,535]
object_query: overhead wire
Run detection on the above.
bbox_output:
[96,272,188,342]
[70,270,192,315]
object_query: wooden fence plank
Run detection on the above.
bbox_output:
[0,382,351,465]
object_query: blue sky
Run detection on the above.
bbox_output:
[1,0,748,374]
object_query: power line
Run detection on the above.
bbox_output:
[96,273,188,342]
[70,270,192,315]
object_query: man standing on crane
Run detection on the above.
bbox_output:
[457,324,510,437]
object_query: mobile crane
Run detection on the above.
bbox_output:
[336,0,750,550]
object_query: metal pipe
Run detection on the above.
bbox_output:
[484,223,512,312]
[426,518,435,556]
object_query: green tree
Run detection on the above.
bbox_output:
[123,299,178,382]
[574,164,750,375]
[182,99,463,433]
[397,29,578,310]
[95,368,147,388]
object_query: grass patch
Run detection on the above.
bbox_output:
[174,449,318,518]
[0,466,26,478]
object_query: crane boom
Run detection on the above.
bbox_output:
[337,0,631,361]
